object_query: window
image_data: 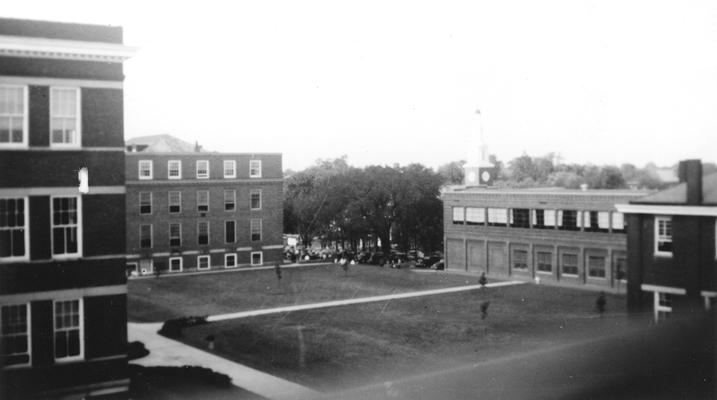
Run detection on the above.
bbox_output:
[558,210,579,231]
[561,253,578,276]
[224,190,236,211]
[487,208,508,227]
[251,251,263,266]
[197,255,210,270]
[139,160,153,180]
[533,209,557,229]
[655,217,672,256]
[583,211,610,233]
[452,207,465,225]
[225,220,236,243]
[50,87,80,147]
[168,191,181,213]
[168,160,181,179]
[223,160,236,178]
[511,208,530,228]
[197,191,209,212]
[512,249,528,270]
[169,257,182,272]
[536,251,552,273]
[466,207,485,225]
[225,253,237,268]
[0,197,28,260]
[139,192,152,215]
[657,293,672,320]
[587,255,606,278]
[0,85,27,147]
[54,299,82,361]
[250,190,262,210]
[250,160,262,178]
[197,221,209,245]
[196,160,209,179]
[169,223,181,247]
[1,304,30,367]
[611,212,626,232]
[251,219,262,242]
[52,196,81,257]
[139,224,152,248]
[615,257,627,282]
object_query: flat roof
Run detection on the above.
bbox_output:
[631,173,717,205]
[442,186,650,197]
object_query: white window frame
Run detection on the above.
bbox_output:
[250,189,262,210]
[223,160,236,178]
[139,160,153,180]
[224,190,236,211]
[196,160,210,179]
[561,252,579,277]
[251,251,263,266]
[168,160,182,179]
[225,220,236,244]
[654,216,673,257]
[250,160,262,178]
[139,192,152,215]
[0,85,29,148]
[0,303,32,368]
[50,195,82,259]
[641,284,686,323]
[0,196,30,262]
[139,223,153,249]
[250,218,262,242]
[169,222,181,247]
[197,221,209,245]
[49,87,81,148]
[512,249,528,270]
[487,208,508,225]
[587,255,606,279]
[53,298,84,363]
[225,253,237,268]
[169,256,183,272]
[536,251,552,274]
[197,255,211,270]
[452,207,464,224]
[168,191,181,213]
[197,191,209,212]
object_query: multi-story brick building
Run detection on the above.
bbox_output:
[0,18,135,399]
[124,144,283,274]
[617,160,717,321]
[442,184,649,291]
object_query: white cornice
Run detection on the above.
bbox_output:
[616,203,717,217]
[0,35,138,63]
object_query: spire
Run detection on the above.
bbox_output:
[467,109,493,167]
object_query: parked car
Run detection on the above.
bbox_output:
[416,252,443,268]
[430,259,445,270]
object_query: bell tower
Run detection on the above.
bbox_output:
[464,109,496,186]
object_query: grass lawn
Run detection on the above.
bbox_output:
[128,264,485,322]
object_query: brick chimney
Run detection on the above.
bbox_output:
[678,159,702,205]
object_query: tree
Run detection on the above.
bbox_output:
[595,166,627,189]
[437,160,466,185]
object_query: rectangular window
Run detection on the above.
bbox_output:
[465,207,485,225]
[168,191,181,213]
[558,210,579,231]
[0,304,30,367]
[139,160,153,180]
[52,196,81,257]
[582,211,611,232]
[615,257,627,282]
[225,253,237,268]
[511,208,530,228]
[196,160,209,179]
[536,251,552,273]
[0,85,27,147]
[657,293,672,320]
[50,87,80,147]
[561,253,579,276]
[587,255,606,278]
[139,224,152,248]
[53,299,82,361]
[168,160,181,179]
[197,221,209,245]
[0,197,28,260]
[224,190,236,211]
[223,160,236,178]
[251,251,263,266]
[250,160,262,178]
[452,207,465,225]
[250,190,262,210]
[512,249,528,270]
[197,255,210,270]
[225,220,236,243]
[487,208,508,227]
[139,192,152,215]
[169,257,182,272]
[251,218,262,242]
[612,212,626,232]
[169,223,181,247]
[655,217,672,256]
[197,191,209,212]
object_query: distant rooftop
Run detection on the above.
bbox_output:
[125,134,205,153]
[633,173,717,205]
[443,185,649,197]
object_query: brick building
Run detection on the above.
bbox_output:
[0,18,135,399]
[617,160,717,321]
[124,144,283,274]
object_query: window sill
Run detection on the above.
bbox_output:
[654,252,673,258]
[54,356,84,364]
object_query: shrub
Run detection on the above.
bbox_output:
[158,316,208,338]
[127,341,150,361]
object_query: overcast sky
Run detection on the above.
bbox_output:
[4,0,716,171]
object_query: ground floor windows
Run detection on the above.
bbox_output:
[642,284,686,323]
[615,257,627,282]
[197,255,210,270]
[587,255,606,278]
[169,257,183,272]
[1,303,30,367]
[512,249,528,270]
[251,251,263,266]
[561,253,578,276]
[536,251,552,273]
[54,299,83,362]
[225,253,237,268]
[702,291,716,311]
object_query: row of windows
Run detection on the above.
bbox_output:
[0,300,83,367]
[127,252,265,275]
[0,85,80,148]
[510,248,625,279]
[137,159,262,180]
[138,219,262,248]
[138,190,262,215]
[452,207,626,232]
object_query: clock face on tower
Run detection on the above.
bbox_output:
[481,170,491,183]
[467,171,477,183]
